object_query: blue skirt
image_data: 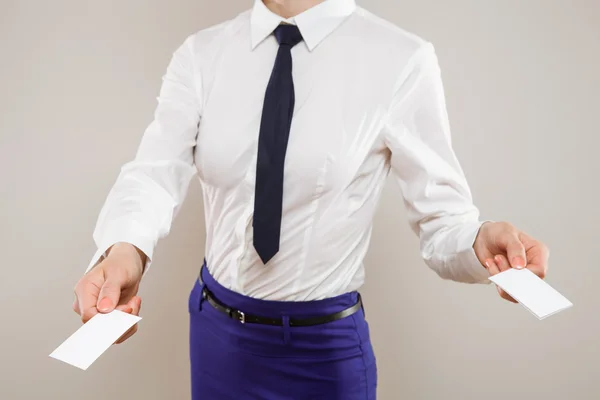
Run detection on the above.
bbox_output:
[188,262,378,399]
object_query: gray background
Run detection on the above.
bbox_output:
[1,0,599,399]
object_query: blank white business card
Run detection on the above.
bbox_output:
[489,268,572,319]
[50,310,141,370]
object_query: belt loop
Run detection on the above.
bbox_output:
[282,315,291,345]
[198,282,206,311]
[358,293,365,317]
[198,260,206,311]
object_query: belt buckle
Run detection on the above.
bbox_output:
[234,310,246,324]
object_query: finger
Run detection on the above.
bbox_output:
[485,259,514,301]
[486,258,517,303]
[131,296,141,315]
[485,259,504,294]
[520,233,549,279]
[527,263,547,280]
[97,278,123,314]
[485,258,501,276]
[74,276,103,323]
[494,254,512,272]
[499,289,518,303]
[114,298,141,344]
[115,304,134,314]
[114,296,142,345]
[115,296,140,315]
[114,325,138,344]
[72,297,80,315]
[498,232,526,269]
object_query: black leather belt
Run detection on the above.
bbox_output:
[200,283,363,327]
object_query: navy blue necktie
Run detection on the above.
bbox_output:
[253,24,304,264]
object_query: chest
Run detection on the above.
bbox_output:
[194,37,392,192]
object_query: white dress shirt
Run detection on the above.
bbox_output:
[86,0,491,301]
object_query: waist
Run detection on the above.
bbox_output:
[200,259,361,318]
[203,252,368,301]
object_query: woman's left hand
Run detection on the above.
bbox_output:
[473,221,550,303]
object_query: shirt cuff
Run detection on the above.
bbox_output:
[452,220,492,284]
[453,247,491,284]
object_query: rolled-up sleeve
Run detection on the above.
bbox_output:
[383,42,490,284]
[85,35,202,274]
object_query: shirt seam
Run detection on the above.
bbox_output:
[381,41,432,146]
[297,155,330,297]
[185,34,203,119]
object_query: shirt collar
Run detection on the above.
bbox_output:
[250,0,356,51]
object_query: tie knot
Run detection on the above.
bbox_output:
[274,24,303,47]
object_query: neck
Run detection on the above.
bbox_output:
[262,0,326,19]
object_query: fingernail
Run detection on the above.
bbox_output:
[484,260,490,268]
[98,297,113,312]
[513,256,525,269]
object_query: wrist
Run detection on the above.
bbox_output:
[106,242,147,275]
[473,221,493,265]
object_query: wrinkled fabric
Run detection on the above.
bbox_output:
[87,0,490,301]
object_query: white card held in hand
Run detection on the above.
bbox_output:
[488,268,572,319]
[49,310,141,370]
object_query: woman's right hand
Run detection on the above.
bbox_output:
[72,242,146,344]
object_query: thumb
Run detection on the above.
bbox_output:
[97,279,122,313]
[503,233,527,269]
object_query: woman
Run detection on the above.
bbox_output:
[73,0,549,398]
